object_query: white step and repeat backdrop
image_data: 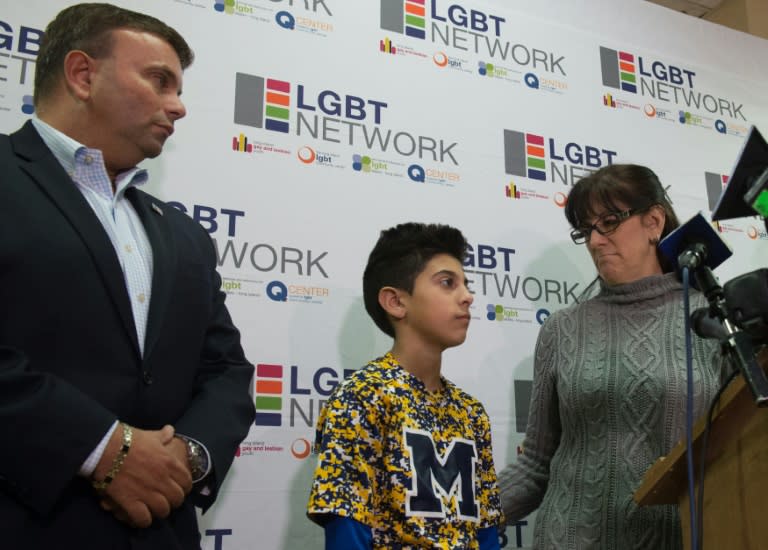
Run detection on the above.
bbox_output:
[2,1,767,548]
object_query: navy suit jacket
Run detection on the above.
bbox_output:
[0,121,255,549]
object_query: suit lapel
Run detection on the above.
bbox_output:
[127,188,176,360]
[11,121,141,357]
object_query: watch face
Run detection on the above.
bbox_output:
[187,440,208,481]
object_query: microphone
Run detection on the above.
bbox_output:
[723,268,768,341]
[664,216,768,405]
[690,307,728,340]
[658,211,733,273]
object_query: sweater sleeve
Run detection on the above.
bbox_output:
[497,312,563,523]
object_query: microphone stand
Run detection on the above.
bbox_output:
[680,245,768,406]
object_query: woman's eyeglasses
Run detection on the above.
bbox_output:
[570,209,637,244]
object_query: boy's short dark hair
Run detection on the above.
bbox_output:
[35,3,194,106]
[362,222,468,337]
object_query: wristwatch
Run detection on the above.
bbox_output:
[177,435,210,483]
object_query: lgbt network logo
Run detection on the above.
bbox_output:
[503,129,617,186]
[234,73,291,133]
[503,130,547,181]
[380,0,426,39]
[254,363,356,427]
[254,363,284,426]
[599,46,637,94]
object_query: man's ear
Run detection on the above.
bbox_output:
[63,50,97,101]
[378,286,406,321]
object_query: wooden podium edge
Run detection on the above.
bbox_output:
[634,347,768,506]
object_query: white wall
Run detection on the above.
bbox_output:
[2,1,766,547]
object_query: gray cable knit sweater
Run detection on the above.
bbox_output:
[498,273,722,550]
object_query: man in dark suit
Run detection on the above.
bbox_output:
[0,4,256,548]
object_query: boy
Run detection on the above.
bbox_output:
[307,222,503,549]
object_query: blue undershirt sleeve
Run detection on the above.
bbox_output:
[324,515,373,550]
[478,525,501,550]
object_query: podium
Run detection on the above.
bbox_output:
[634,348,768,550]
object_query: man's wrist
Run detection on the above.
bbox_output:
[174,434,210,483]
[91,423,132,492]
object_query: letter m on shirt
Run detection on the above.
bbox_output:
[403,428,479,521]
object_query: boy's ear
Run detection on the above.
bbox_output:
[378,286,406,321]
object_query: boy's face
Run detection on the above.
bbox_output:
[399,253,474,350]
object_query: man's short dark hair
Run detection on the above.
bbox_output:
[34,3,194,105]
[363,222,468,337]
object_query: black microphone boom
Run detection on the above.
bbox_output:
[661,212,768,406]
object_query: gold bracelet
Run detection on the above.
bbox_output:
[92,423,133,492]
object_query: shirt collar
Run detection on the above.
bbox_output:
[31,117,149,198]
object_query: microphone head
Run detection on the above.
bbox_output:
[659,211,733,273]
[723,268,768,341]
[690,307,728,341]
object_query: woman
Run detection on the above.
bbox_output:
[498,164,721,549]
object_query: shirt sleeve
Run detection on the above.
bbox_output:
[324,515,373,550]
[474,404,505,529]
[307,378,381,528]
[497,312,563,523]
[78,421,118,477]
[478,525,501,550]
